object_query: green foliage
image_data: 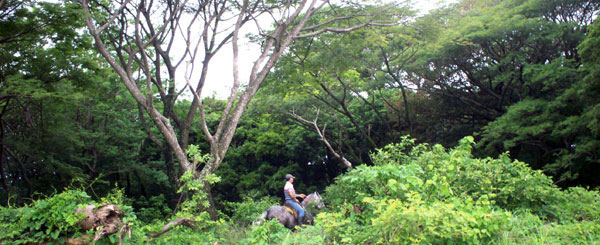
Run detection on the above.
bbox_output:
[134,194,172,223]
[177,147,220,217]
[0,190,91,244]
[130,214,228,244]
[495,215,600,244]
[363,197,511,244]
[319,136,600,243]
[177,170,220,217]
[3,135,598,244]
[546,187,600,223]
[479,14,600,186]
[0,188,140,244]
[244,219,290,244]
[186,144,211,167]
[228,196,279,226]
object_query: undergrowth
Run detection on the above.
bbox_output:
[1,136,599,244]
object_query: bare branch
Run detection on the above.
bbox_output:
[296,22,393,39]
[288,107,353,169]
[184,62,214,144]
[95,0,134,35]
[148,218,196,238]
[299,15,357,31]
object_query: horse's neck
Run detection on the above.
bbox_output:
[301,194,313,207]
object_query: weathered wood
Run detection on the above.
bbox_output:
[71,204,125,245]
[75,205,96,230]
[148,218,196,238]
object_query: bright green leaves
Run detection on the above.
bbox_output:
[365,198,512,244]
[0,190,92,243]
[187,144,211,168]
[479,22,600,184]
[177,147,220,216]
[318,135,600,243]
[177,170,221,216]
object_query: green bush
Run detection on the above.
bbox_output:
[0,188,141,244]
[496,216,600,244]
[243,218,290,244]
[546,187,600,223]
[132,214,229,245]
[228,195,279,226]
[318,136,600,244]
[134,194,172,223]
[365,197,512,244]
[323,162,426,223]
[317,196,512,244]
[0,190,91,244]
[412,137,559,218]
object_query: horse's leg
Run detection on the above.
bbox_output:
[284,215,295,229]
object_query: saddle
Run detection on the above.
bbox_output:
[283,203,302,220]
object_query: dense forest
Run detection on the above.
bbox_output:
[1,0,599,243]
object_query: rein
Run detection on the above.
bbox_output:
[300,195,311,207]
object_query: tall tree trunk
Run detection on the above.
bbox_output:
[398,85,412,132]
[202,184,218,220]
[0,98,10,192]
[0,150,9,192]
[162,143,178,189]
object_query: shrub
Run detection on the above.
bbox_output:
[364,197,512,244]
[323,163,425,223]
[228,195,279,226]
[546,187,600,223]
[134,194,172,223]
[319,136,600,243]
[495,216,600,244]
[0,190,91,244]
[317,195,512,244]
[243,218,290,244]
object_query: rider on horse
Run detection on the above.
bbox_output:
[284,174,306,227]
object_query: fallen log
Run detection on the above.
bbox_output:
[70,204,198,242]
[67,204,127,245]
[148,218,196,238]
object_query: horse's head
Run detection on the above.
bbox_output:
[303,191,325,209]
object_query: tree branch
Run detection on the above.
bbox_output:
[288,107,353,169]
[148,218,196,238]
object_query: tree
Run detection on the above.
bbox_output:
[407,0,599,127]
[0,1,153,204]
[263,9,449,168]
[79,0,403,217]
[402,0,599,186]
[480,16,600,187]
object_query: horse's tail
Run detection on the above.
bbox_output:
[253,209,269,226]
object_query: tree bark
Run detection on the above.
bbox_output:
[289,108,354,169]
[148,218,195,238]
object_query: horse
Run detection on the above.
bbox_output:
[255,192,325,229]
